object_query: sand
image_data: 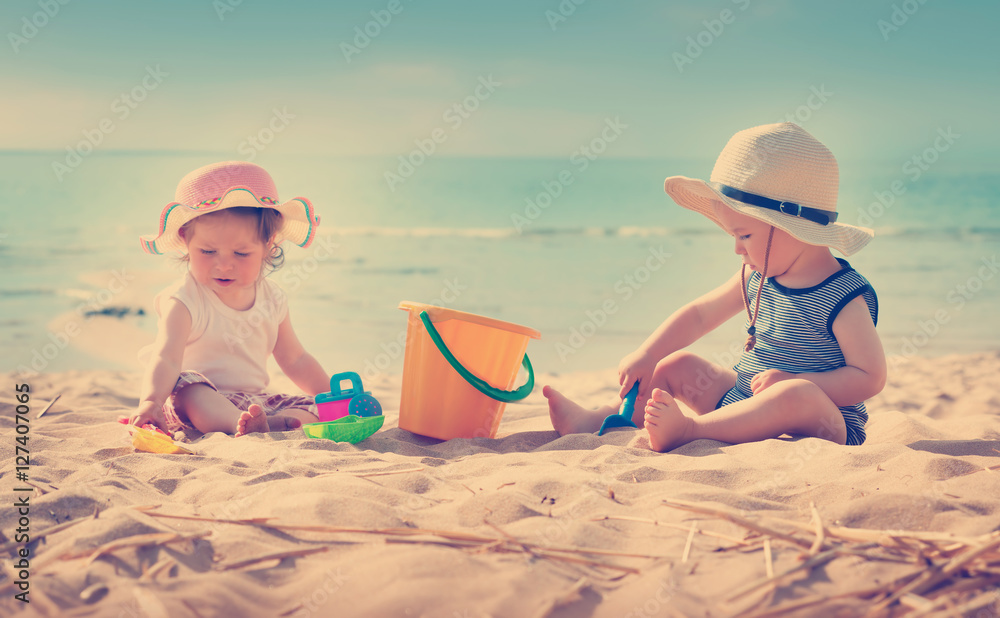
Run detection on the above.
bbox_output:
[2,352,999,617]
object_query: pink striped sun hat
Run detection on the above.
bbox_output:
[663,122,873,256]
[140,161,320,255]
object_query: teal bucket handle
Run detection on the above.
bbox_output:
[419,310,534,403]
[329,371,364,398]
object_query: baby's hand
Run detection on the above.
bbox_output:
[750,369,794,394]
[130,401,168,432]
[618,349,657,400]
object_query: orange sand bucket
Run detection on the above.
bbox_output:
[398,301,541,440]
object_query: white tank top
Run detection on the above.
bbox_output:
[152,271,288,393]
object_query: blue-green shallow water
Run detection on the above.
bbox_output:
[1,153,998,375]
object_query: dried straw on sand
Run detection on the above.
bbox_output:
[1,352,999,617]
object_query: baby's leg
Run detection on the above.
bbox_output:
[544,386,621,435]
[645,379,848,452]
[270,408,317,429]
[174,384,246,434]
[235,406,310,436]
[261,394,319,432]
[233,407,314,434]
[597,351,737,434]
[546,351,735,436]
[650,351,737,418]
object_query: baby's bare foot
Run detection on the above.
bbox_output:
[544,385,612,436]
[644,388,693,452]
[236,404,269,436]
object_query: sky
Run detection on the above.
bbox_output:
[3,0,999,165]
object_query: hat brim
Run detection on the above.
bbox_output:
[140,187,320,255]
[663,176,873,256]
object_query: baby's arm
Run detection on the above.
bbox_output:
[131,299,191,430]
[620,270,744,400]
[272,314,329,396]
[751,295,887,406]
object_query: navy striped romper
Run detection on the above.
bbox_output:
[715,258,878,446]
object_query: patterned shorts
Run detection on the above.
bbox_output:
[163,370,318,432]
[715,385,867,446]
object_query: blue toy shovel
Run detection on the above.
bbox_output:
[597,381,640,435]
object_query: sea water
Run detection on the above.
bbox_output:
[1,152,998,376]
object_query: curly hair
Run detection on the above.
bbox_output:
[177,207,285,274]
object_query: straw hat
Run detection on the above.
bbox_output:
[663,122,873,256]
[140,161,320,255]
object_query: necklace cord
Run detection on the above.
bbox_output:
[740,226,775,352]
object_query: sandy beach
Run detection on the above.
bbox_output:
[2,350,999,617]
[6,0,1000,615]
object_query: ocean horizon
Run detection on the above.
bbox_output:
[2,152,998,378]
